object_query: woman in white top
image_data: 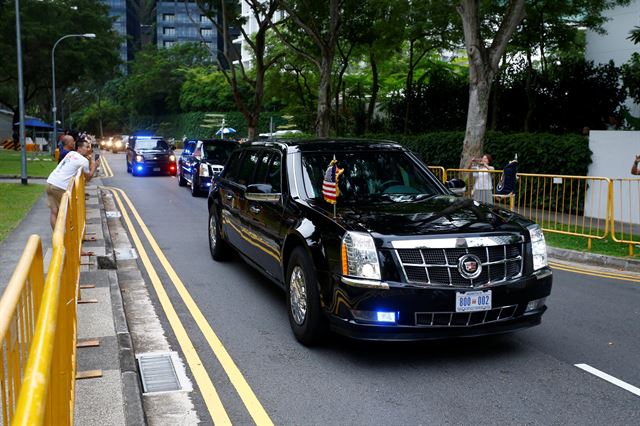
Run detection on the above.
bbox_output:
[470,154,494,205]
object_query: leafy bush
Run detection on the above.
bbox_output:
[366,131,591,176]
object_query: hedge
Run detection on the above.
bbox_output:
[366,131,592,176]
[127,111,288,141]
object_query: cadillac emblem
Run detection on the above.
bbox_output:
[458,254,482,279]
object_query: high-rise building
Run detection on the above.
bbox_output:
[101,0,139,65]
[156,1,216,50]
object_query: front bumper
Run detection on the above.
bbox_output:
[133,161,176,174]
[325,268,552,341]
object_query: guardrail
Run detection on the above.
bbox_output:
[443,168,613,251]
[0,169,85,425]
[610,178,640,255]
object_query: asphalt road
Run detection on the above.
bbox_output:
[100,151,640,425]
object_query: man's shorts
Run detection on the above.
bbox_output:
[46,184,66,210]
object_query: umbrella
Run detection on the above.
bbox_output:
[215,127,237,135]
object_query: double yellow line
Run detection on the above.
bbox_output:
[102,186,273,426]
[100,154,114,177]
[549,261,640,283]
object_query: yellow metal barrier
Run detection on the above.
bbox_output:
[610,178,640,256]
[0,169,85,425]
[514,173,611,249]
[0,236,45,426]
[427,166,447,183]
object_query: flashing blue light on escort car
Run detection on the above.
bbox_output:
[351,310,397,323]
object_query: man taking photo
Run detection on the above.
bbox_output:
[46,136,100,229]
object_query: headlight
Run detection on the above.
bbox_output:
[106,141,113,147]
[135,155,144,162]
[169,154,176,162]
[528,224,548,270]
[199,163,209,177]
[115,141,122,148]
[341,231,381,280]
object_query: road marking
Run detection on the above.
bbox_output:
[101,155,114,177]
[103,187,231,425]
[107,186,274,426]
[549,261,640,283]
[575,363,640,397]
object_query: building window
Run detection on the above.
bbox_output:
[163,13,175,22]
[200,14,208,23]
[201,28,213,37]
[163,27,176,36]
[163,40,175,48]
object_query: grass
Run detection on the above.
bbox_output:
[544,230,640,259]
[0,183,46,242]
[0,150,57,177]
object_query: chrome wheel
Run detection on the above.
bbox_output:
[209,213,217,248]
[289,266,307,325]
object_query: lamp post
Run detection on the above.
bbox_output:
[15,0,27,184]
[51,33,95,152]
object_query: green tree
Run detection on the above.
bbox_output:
[179,67,236,111]
[197,0,282,140]
[121,43,212,116]
[0,0,120,120]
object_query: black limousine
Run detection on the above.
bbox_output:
[207,139,552,345]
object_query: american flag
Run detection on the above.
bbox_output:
[322,157,343,205]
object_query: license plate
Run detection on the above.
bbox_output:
[455,290,492,312]
[153,167,160,172]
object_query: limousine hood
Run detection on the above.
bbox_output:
[311,195,527,238]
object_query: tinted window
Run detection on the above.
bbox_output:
[203,141,237,165]
[300,151,442,203]
[266,154,282,193]
[223,151,244,182]
[238,151,260,186]
[134,138,168,150]
[253,151,272,186]
[183,141,196,155]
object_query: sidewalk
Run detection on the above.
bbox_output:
[0,176,145,425]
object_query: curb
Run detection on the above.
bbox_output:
[99,188,147,426]
[548,246,640,273]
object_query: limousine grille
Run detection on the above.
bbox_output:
[396,244,524,287]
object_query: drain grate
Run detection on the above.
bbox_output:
[137,352,189,394]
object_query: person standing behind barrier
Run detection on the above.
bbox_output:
[631,155,640,175]
[57,134,75,163]
[470,154,494,204]
[46,139,100,229]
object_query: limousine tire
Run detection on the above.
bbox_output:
[286,247,326,345]
[208,210,229,261]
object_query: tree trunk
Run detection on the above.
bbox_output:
[316,56,332,137]
[365,49,379,134]
[457,0,526,168]
[460,77,491,169]
[247,115,258,141]
[524,48,535,132]
[404,40,415,134]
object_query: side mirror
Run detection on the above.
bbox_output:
[445,179,466,197]
[245,183,281,203]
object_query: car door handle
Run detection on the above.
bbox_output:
[249,205,261,214]
[225,193,234,200]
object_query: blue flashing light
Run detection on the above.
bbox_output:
[137,166,143,171]
[133,130,154,137]
[376,311,396,323]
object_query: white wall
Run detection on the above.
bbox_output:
[585,0,640,116]
[585,130,640,223]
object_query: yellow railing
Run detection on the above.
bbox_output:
[427,166,447,183]
[610,178,640,255]
[0,169,85,425]
[0,236,45,426]
[444,168,613,250]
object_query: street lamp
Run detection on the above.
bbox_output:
[51,33,95,152]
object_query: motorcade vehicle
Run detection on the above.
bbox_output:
[111,135,127,153]
[177,139,238,197]
[207,139,552,345]
[126,136,176,176]
[258,130,303,140]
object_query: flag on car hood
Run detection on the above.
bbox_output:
[322,156,343,205]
